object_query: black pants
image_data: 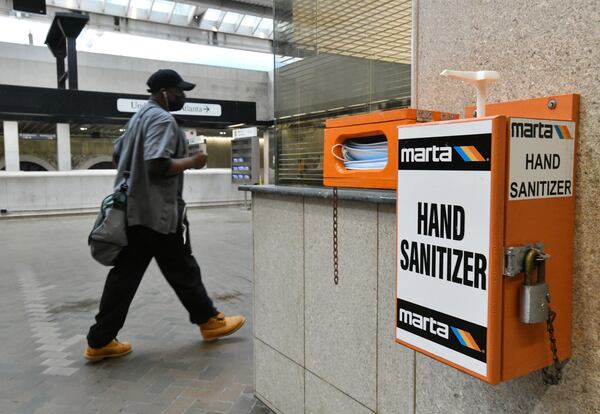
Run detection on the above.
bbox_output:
[87,225,218,348]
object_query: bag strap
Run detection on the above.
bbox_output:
[118,104,155,192]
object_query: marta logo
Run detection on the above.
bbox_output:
[398,307,449,339]
[398,306,483,353]
[453,145,485,162]
[511,121,573,140]
[400,145,452,163]
[400,145,486,163]
[451,327,482,352]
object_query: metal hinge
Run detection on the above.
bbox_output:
[504,242,545,277]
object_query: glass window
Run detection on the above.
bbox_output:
[79,0,103,13]
[222,11,242,25]
[258,18,273,32]
[273,0,412,185]
[173,3,193,16]
[255,18,273,37]
[149,0,173,21]
[203,8,222,22]
[103,0,129,15]
[152,0,173,14]
[51,0,83,8]
[128,0,153,19]
[130,0,152,9]
[240,15,260,28]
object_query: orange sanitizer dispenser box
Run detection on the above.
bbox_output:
[395,93,579,384]
[323,109,457,190]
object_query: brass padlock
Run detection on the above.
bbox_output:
[520,249,550,324]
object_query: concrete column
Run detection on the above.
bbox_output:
[3,121,19,171]
[56,123,71,171]
[263,129,269,185]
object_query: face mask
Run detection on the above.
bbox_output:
[331,139,388,170]
[162,91,186,112]
[169,94,186,112]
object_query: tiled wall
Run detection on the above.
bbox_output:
[253,188,598,413]
[253,195,413,413]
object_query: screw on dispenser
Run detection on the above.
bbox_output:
[440,70,500,117]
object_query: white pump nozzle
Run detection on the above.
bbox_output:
[440,70,500,117]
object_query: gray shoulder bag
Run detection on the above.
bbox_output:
[88,172,130,266]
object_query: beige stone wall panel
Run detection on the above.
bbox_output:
[253,195,305,365]
[416,1,600,412]
[254,339,305,414]
[305,371,375,414]
[377,203,415,414]
[304,199,378,410]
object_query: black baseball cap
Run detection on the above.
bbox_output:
[146,69,196,92]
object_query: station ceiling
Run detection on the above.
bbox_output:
[45,0,274,40]
[278,0,411,64]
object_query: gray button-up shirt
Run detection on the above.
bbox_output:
[113,100,188,235]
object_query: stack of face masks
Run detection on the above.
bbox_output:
[332,139,388,170]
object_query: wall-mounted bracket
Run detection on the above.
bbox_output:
[504,242,545,277]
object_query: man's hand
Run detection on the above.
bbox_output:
[164,152,208,176]
[190,152,208,169]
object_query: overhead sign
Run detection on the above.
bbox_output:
[116,99,222,117]
[509,118,575,200]
[396,119,493,376]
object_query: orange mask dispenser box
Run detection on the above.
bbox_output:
[395,93,579,384]
[323,109,457,189]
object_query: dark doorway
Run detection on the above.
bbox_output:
[1,161,48,171]
[88,162,113,170]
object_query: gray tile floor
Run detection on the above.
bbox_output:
[0,207,273,414]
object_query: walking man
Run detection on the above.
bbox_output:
[85,69,245,361]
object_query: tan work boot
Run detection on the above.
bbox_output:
[84,339,132,362]
[200,313,246,341]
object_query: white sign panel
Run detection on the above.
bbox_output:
[233,127,258,139]
[183,128,202,145]
[509,118,575,200]
[117,99,222,117]
[396,120,493,376]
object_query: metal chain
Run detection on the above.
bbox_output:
[542,295,562,385]
[333,187,339,285]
